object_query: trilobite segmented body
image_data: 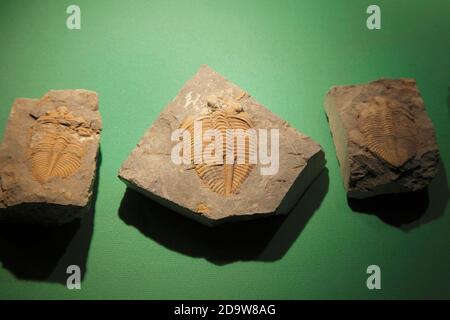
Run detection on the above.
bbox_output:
[181,96,255,196]
[359,96,417,167]
[29,106,87,184]
[30,134,84,183]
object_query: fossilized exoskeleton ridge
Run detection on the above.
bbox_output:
[180,94,255,196]
[29,106,95,183]
[358,96,418,167]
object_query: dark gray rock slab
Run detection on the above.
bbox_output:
[324,78,440,198]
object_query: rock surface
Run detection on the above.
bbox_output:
[0,90,102,224]
[324,78,440,198]
[119,65,325,226]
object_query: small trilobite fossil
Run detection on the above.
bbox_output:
[358,96,417,167]
[30,133,84,183]
[29,106,89,183]
[180,95,255,196]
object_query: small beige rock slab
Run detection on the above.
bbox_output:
[0,90,102,224]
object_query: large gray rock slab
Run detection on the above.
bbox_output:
[324,78,440,198]
[0,90,102,224]
[119,65,325,226]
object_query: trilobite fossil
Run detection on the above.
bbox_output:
[358,96,417,167]
[180,95,255,196]
[29,106,88,183]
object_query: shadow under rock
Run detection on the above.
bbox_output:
[119,168,329,265]
[348,162,449,231]
[447,86,450,110]
[0,150,101,284]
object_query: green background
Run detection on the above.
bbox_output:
[1,0,449,299]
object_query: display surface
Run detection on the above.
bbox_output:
[0,0,449,299]
[119,66,325,225]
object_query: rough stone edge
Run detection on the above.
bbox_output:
[119,147,325,227]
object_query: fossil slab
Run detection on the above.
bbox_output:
[324,78,440,198]
[119,65,325,226]
[0,90,102,224]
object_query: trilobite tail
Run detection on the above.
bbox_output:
[47,152,59,178]
[224,164,233,196]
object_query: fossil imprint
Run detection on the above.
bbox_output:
[180,95,255,196]
[29,106,92,183]
[358,96,418,167]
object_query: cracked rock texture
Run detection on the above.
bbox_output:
[119,65,325,226]
[0,90,102,224]
[324,78,440,198]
